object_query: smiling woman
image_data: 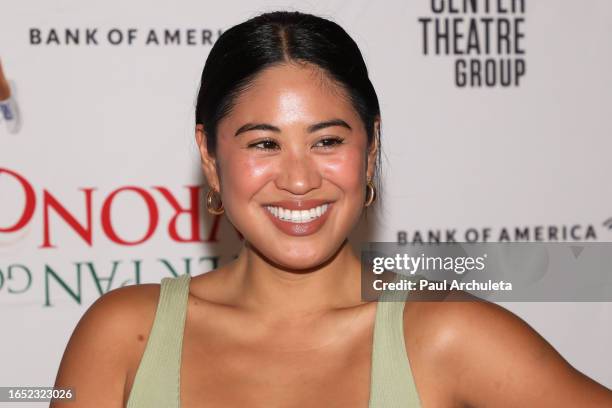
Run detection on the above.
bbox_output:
[198,63,376,253]
[51,10,612,408]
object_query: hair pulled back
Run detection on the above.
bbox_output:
[195,10,382,202]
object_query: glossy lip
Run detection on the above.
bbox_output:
[263,201,334,237]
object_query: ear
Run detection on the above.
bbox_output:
[366,118,380,183]
[195,124,221,191]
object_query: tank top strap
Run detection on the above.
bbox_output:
[369,275,422,407]
[126,273,191,408]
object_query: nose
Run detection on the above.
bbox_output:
[275,148,322,195]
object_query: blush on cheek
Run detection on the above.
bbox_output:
[243,158,270,179]
[221,151,276,201]
[320,149,365,191]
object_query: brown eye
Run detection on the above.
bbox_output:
[248,139,279,151]
[314,137,345,149]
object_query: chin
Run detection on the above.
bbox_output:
[272,257,330,273]
[273,240,348,271]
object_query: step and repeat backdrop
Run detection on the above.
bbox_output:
[1,0,611,395]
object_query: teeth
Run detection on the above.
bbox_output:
[292,210,300,222]
[265,204,329,223]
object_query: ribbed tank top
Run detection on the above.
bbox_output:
[126,273,422,407]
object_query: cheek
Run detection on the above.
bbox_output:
[320,147,366,193]
[217,146,274,199]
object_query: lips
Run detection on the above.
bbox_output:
[262,200,334,237]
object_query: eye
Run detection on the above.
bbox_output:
[314,137,345,149]
[248,139,279,151]
[247,137,345,151]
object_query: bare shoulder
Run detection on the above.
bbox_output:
[403,290,612,407]
[51,282,161,407]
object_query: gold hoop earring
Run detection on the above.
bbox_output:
[206,188,224,215]
[365,180,376,207]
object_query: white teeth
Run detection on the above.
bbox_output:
[265,203,330,223]
[291,210,300,222]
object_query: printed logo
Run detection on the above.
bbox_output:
[397,222,607,244]
[418,0,526,87]
[0,167,243,306]
[28,27,224,47]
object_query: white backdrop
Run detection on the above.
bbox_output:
[1,0,611,400]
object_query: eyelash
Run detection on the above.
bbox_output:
[248,137,345,151]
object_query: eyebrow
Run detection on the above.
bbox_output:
[234,119,352,137]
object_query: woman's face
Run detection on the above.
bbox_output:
[197,62,378,270]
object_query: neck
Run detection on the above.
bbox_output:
[228,239,364,320]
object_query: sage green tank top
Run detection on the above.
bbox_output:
[126,273,422,407]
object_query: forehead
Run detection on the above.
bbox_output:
[224,63,360,127]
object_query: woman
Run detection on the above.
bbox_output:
[52,11,612,407]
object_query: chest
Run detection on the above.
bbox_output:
[178,309,376,407]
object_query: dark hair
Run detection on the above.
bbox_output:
[195,10,383,207]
